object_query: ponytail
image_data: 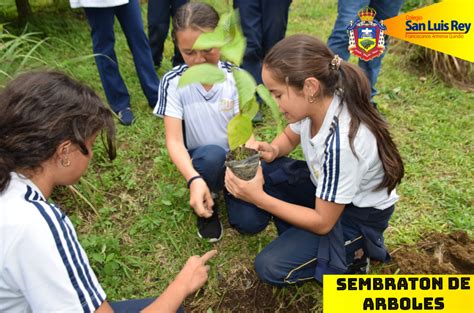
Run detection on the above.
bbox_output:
[264,34,404,193]
[339,62,404,193]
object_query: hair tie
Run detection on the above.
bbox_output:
[330,54,342,71]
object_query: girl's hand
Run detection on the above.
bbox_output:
[175,250,218,295]
[253,141,280,163]
[225,166,265,204]
[189,179,214,218]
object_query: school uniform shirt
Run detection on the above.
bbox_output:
[69,0,128,9]
[289,94,399,210]
[0,173,106,313]
[154,61,240,151]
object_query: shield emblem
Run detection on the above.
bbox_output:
[357,26,377,52]
[347,8,386,62]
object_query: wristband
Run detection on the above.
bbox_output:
[187,175,203,188]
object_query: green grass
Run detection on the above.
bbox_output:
[1,0,473,311]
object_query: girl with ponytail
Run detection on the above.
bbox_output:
[225,34,404,286]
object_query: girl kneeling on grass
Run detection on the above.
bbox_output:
[0,71,216,313]
[225,34,404,286]
[154,3,259,243]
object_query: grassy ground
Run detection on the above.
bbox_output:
[1,0,473,311]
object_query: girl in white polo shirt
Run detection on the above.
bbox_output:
[0,71,215,312]
[225,34,404,286]
[154,3,263,243]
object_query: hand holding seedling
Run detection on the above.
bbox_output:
[248,141,280,163]
[225,166,264,203]
[175,250,218,295]
[189,179,214,218]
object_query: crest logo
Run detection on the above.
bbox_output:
[348,7,386,61]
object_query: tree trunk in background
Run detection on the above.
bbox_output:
[15,0,32,24]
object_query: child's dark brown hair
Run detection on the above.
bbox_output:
[172,2,219,44]
[264,34,404,193]
[0,70,116,192]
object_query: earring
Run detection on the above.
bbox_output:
[61,158,71,168]
[308,93,317,103]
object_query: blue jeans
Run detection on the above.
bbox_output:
[189,145,227,193]
[327,0,404,98]
[84,0,159,113]
[110,297,184,312]
[189,145,270,233]
[147,0,187,67]
[233,0,292,84]
[226,158,391,286]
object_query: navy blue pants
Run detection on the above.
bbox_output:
[189,145,269,233]
[327,0,404,98]
[226,157,394,286]
[110,297,184,312]
[84,0,159,113]
[147,0,187,67]
[233,0,292,84]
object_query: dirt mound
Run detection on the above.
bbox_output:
[382,231,474,274]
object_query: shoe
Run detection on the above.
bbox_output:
[197,208,223,243]
[118,108,135,125]
[252,110,263,123]
[347,256,370,274]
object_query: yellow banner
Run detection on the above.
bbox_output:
[384,0,474,62]
[324,275,474,313]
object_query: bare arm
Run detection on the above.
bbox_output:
[225,168,345,235]
[141,250,217,313]
[270,126,301,158]
[95,251,218,313]
[164,116,213,217]
[255,190,345,235]
[164,116,199,181]
[95,301,114,313]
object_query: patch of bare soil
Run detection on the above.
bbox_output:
[185,231,473,312]
[186,267,317,313]
[382,231,474,274]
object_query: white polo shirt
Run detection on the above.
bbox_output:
[289,94,399,210]
[154,61,239,151]
[69,0,128,9]
[0,173,106,312]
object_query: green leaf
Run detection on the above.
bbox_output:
[178,64,226,87]
[220,35,246,66]
[232,68,256,108]
[219,10,246,66]
[256,84,283,131]
[104,261,119,275]
[241,98,259,120]
[161,199,172,206]
[227,114,253,150]
[192,10,245,65]
[217,11,234,35]
[193,28,227,50]
[91,253,104,264]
